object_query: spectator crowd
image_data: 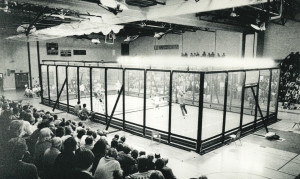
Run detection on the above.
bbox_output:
[279,52,300,109]
[0,95,178,179]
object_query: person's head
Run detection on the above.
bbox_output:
[116,143,124,152]
[76,149,95,170]
[37,120,50,130]
[120,136,126,143]
[155,158,165,170]
[33,112,40,119]
[53,115,58,120]
[139,151,146,157]
[39,128,53,142]
[147,154,154,162]
[77,128,86,139]
[111,139,118,148]
[106,147,118,159]
[155,153,161,159]
[83,104,86,108]
[56,126,65,137]
[7,137,28,161]
[65,126,72,135]
[63,137,77,152]
[131,149,138,160]
[92,138,107,154]
[149,171,165,179]
[9,120,24,138]
[52,137,62,150]
[85,136,94,145]
[137,157,148,172]
[90,130,97,140]
[78,122,83,127]
[12,108,20,116]
[114,134,119,140]
[22,105,28,111]
[198,175,208,179]
[123,145,131,154]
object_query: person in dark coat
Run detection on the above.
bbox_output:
[54,137,77,179]
[69,149,95,179]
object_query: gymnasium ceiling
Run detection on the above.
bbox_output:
[0,0,300,42]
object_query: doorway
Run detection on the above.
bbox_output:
[0,73,3,92]
[15,73,29,89]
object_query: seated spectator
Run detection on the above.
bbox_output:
[155,159,176,179]
[56,126,65,138]
[131,149,139,162]
[75,128,86,147]
[33,128,53,171]
[11,107,20,120]
[149,171,165,179]
[74,101,81,116]
[54,137,77,179]
[91,138,107,175]
[0,138,38,179]
[69,149,95,179]
[81,136,94,150]
[198,175,208,179]
[116,143,124,152]
[139,151,146,157]
[43,137,62,179]
[79,104,90,120]
[111,138,119,149]
[27,121,50,155]
[94,147,122,179]
[117,145,136,177]
[147,154,155,170]
[7,120,24,140]
[114,134,120,141]
[120,136,126,144]
[127,157,153,179]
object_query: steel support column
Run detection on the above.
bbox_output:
[196,73,205,153]
[168,71,173,143]
[222,72,228,143]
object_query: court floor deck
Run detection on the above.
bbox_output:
[64,95,259,140]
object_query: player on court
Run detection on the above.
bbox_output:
[95,83,105,112]
[151,93,164,118]
[178,91,187,119]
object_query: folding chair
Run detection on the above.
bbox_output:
[151,130,161,144]
[229,130,242,146]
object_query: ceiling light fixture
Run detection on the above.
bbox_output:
[124,35,139,42]
[91,39,101,44]
[250,22,266,31]
[230,8,239,17]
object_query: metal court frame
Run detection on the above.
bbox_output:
[40,63,280,154]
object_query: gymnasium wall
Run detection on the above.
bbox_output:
[0,40,29,90]
[130,30,244,58]
[0,37,122,90]
[263,21,300,60]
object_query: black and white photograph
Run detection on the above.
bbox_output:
[0,0,300,179]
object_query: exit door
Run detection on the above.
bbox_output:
[15,73,29,89]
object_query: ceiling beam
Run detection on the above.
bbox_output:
[146,0,271,19]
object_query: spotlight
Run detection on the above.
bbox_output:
[124,35,139,42]
[91,39,101,44]
[230,8,239,17]
[251,22,266,31]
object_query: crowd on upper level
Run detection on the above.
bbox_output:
[279,52,300,109]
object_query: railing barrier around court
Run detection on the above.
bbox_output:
[40,63,280,154]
